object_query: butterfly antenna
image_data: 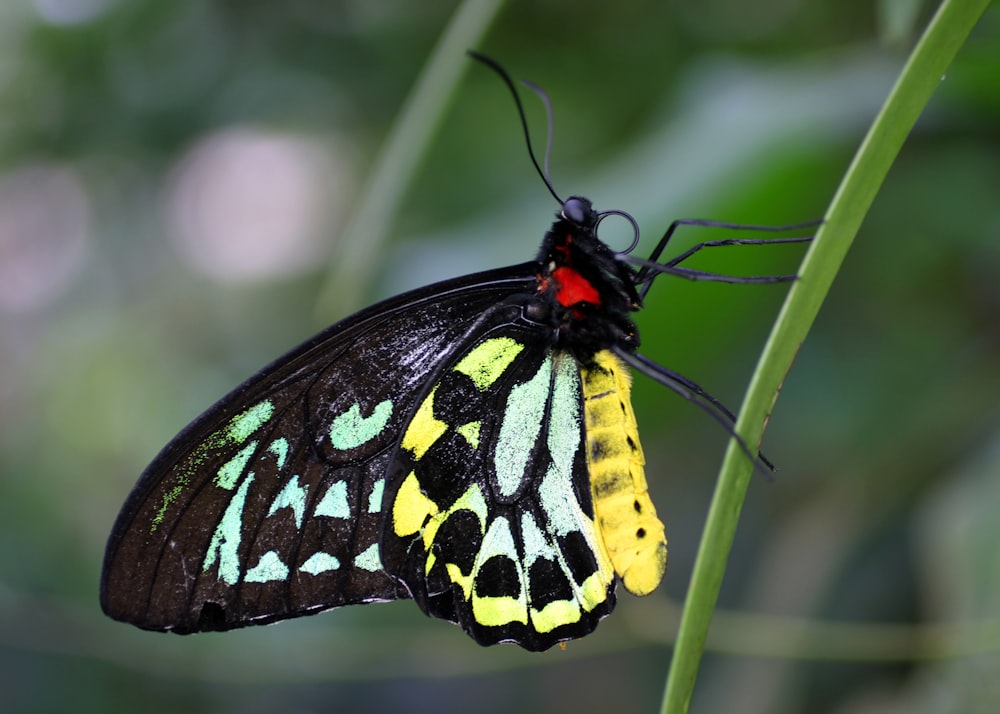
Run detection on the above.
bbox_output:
[467,51,563,205]
[520,79,554,185]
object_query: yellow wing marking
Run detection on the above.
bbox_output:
[453,337,525,391]
[399,385,448,460]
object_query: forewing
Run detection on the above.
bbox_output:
[101,265,536,633]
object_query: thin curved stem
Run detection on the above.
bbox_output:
[661,1,995,711]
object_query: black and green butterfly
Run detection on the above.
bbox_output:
[101,53,810,651]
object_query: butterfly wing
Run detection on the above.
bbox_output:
[381,327,617,650]
[100,264,537,633]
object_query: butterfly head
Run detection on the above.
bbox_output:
[560,196,597,228]
[529,197,641,358]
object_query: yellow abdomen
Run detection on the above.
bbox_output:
[581,350,667,596]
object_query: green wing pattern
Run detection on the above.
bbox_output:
[101,269,533,632]
[102,269,617,649]
[383,329,616,650]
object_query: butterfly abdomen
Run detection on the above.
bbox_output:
[581,350,667,596]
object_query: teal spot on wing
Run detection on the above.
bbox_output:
[204,473,255,585]
[216,441,258,490]
[367,479,385,514]
[494,355,552,497]
[267,475,309,528]
[539,356,585,537]
[300,552,341,575]
[227,401,275,443]
[547,356,582,478]
[150,400,274,533]
[520,510,558,568]
[329,400,393,450]
[314,480,350,518]
[353,543,382,572]
[244,550,289,583]
[268,438,289,470]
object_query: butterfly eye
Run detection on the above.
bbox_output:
[562,197,589,225]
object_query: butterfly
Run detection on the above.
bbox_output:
[100,52,810,652]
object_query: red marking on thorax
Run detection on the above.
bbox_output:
[552,266,601,307]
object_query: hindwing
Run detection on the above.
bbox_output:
[382,328,617,650]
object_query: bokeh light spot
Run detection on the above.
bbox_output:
[164,127,352,284]
[0,164,91,313]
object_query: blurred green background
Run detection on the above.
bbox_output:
[2,1,999,712]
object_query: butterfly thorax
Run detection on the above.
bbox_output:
[529,196,641,361]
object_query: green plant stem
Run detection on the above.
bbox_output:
[315,0,505,321]
[661,1,994,712]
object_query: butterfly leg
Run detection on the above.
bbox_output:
[635,219,819,299]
